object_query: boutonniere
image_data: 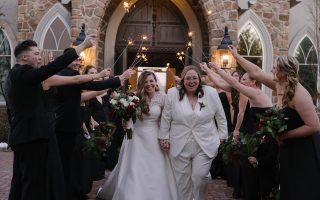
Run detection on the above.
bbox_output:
[199,101,206,111]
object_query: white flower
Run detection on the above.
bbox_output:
[128,96,134,102]
[113,91,120,98]
[120,98,129,107]
[110,99,118,105]
[133,96,139,101]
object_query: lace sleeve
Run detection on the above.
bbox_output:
[150,91,166,108]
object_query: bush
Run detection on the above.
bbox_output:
[0,109,9,143]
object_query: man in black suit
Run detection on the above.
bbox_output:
[5,35,96,200]
[54,50,133,199]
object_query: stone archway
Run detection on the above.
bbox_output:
[69,0,237,68]
[102,0,204,73]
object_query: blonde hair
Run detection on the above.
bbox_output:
[276,56,299,107]
[136,70,159,119]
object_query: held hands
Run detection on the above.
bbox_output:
[208,62,220,70]
[233,129,240,143]
[82,34,97,49]
[99,68,111,79]
[248,156,258,168]
[199,62,210,73]
[74,34,97,56]
[228,45,239,58]
[119,69,136,86]
[159,139,170,153]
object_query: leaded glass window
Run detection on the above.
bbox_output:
[43,17,71,58]
[0,29,11,102]
[237,23,263,68]
[295,36,318,104]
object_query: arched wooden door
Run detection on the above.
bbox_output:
[115,0,190,76]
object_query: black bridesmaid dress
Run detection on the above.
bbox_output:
[280,107,320,200]
[241,107,278,200]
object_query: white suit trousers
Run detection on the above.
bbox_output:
[169,136,213,200]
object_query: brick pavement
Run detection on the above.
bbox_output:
[0,151,235,200]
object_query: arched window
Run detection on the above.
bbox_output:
[42,17,71,58]
[0,29,11,102]
[238,23,263,68]
[295,36,318,104]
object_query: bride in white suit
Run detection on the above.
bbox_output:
[159,65,228,200]
[97,70,178,200]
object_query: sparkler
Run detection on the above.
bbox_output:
[187,31,209,62]
[176,51,186,67]
[129,35,148,68]
[110,39,133,69]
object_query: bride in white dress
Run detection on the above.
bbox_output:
[97,70,178,200]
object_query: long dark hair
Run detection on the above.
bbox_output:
[177,65,204,101]
[231,70,244,108]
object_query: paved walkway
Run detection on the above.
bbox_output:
[0,151,235,200]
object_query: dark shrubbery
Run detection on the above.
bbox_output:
[0,108,9,143]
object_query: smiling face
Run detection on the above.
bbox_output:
[183,69,200,94]
[23,46,42,68]
[240,73,255,87]
[87,67,98,74]
[232,71,240,82]
[68,58,81,71]
[144,74,157,95]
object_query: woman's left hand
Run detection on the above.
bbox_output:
[159,139,170,153]
[248,156,258,168]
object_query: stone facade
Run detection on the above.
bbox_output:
[16,0,290,66]
[251,0,290,56]
[17,0,60,41]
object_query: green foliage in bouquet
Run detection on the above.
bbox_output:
[220,135,242,163]
[220,133,259,166]
[257,107,287,139]
[84,122,116,159]
[238,133,260,165]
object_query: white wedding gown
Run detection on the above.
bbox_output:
[97,92,178,200]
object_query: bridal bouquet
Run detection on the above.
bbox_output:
[256,107,288,139]
[109,89,140,139]
[84,122,116,159]
[220,133,259,166]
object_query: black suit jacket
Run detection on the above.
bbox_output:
[54,68,121,134]
[5,49,79,146]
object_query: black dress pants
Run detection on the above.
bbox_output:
[9,139,48,200]
[55,131,77,200]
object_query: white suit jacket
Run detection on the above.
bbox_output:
[159,85,228,158]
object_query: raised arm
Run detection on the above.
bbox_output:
[229,45,276,90]
[23,34,97,85]
[209,62,257,100]
[233,94,249,142]
[199,62,232,92]
[81,90,108,102]
[81,68,134,91]
[42,68,110,90]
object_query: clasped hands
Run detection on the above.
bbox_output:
[159,139,170,153]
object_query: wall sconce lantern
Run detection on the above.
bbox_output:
[72,23,96,68]
[212,27,236,70]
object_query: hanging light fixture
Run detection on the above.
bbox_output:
[72,23,96,68]
[212,26,236,70]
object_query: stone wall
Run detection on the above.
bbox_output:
[16,0,290,60]
[250,0,290,56]
[17,0,59,41]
